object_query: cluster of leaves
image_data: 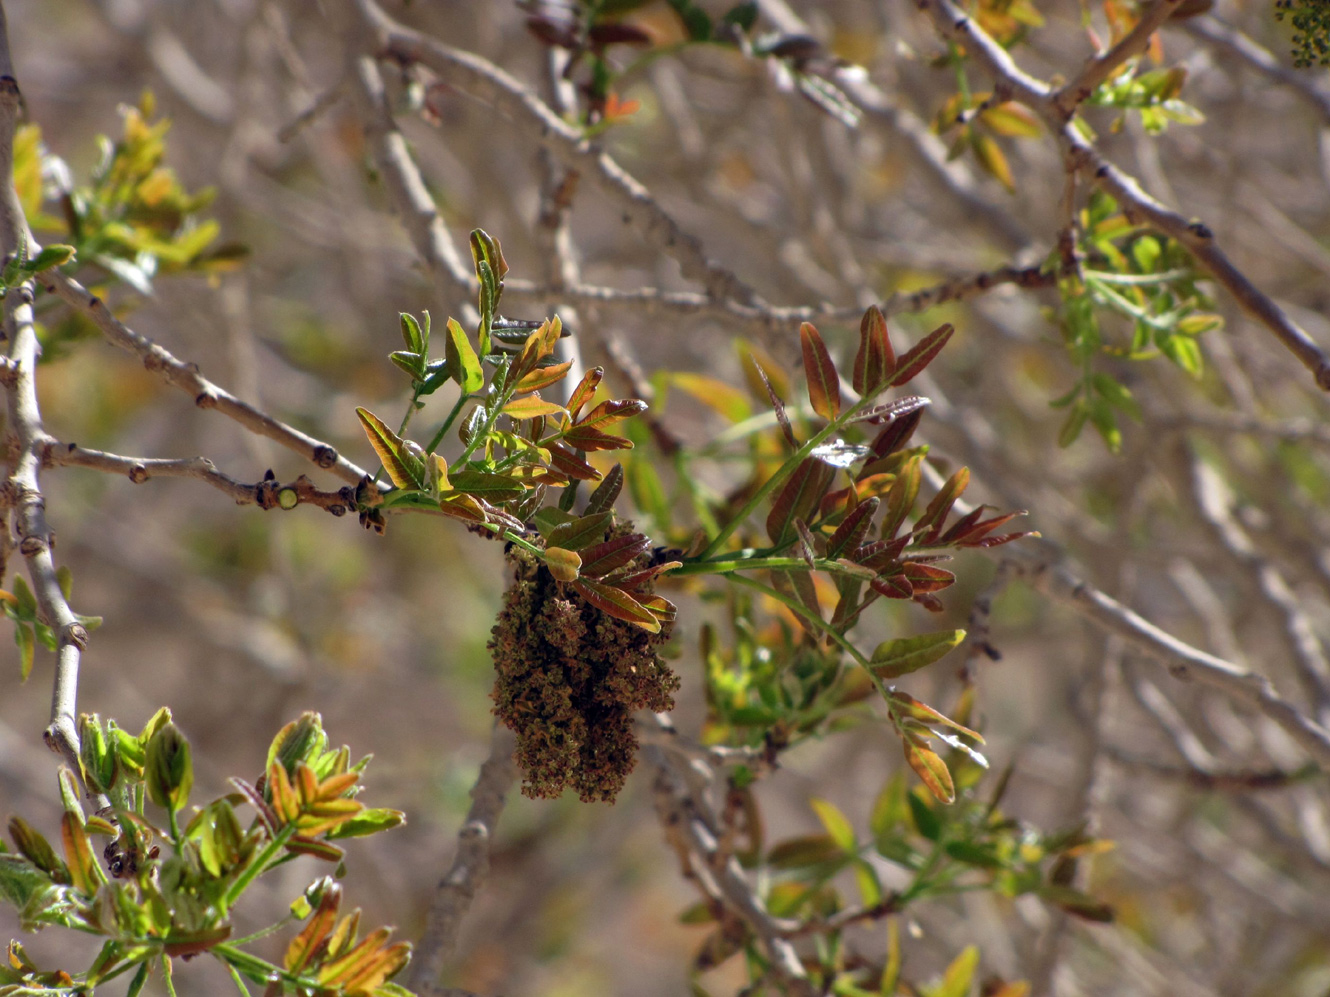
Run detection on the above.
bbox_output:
[0,711,409,996]
[14,92,242,298]
[1275,0,1330,67]
[355,230,675,634]
[669,308,1032,803]
[1050,190,1221,450]
[933,91,1043,194]
[1,568,102,682]
[684,770,1112,993]
[1086,62,1203,135]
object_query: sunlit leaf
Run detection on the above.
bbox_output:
[573,578,660,632]
[544,547,582,582]
[800,321,840,420]
[869,629,965,679]
[854,305,896,397]
[902,732,955,804]
[889,325,954,387]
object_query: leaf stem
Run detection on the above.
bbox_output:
[700,396,877,558]
[725,573,870,668]
[425,389,473,456]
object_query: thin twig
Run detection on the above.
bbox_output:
[914,0,1330,390]
[44,442,357,516]
[1004,545,1330,768]
[1182,15,1330,125]
[350,0,763,307]
[408,723,518,992]
[43,271,372,486]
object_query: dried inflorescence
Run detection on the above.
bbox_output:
[489,532,678,803]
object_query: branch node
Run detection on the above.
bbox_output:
[1187,220,1214,240]
[194,390,218,409]
[61,622,90,651]
[128,463,149,484]
[313,444,339,468]
[18,534,47,556]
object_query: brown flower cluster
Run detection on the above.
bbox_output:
[489,533,678,803]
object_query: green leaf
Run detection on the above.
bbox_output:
[869,772,909,842]
[356,408,425,490]
[869,629,965,679]
[15,622,33,681]
[927,945,979,997]
[503,395,565,420]
[547,511,613,551]
[145,721,193,814]
[399,312,425,355]
[1038,884,1114,922]
[810,798,857,852]
[800,321,841,420]
[767,834,844,868]
[449,470,525,502]
[445,317,483,392]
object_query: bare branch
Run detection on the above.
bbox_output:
[0,33,90,778]
[43,271,373,486]
[914,0,1330,390]
[1004,546,1330,768]
[44,443,358,517]
[349,0,763,307]
[409,723,518,992]
[1182,15,1330,125]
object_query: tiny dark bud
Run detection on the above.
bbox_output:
[313,445,338,468]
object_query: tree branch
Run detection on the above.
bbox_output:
[348,0,763,307]
[43,271,373,486]
[408,723,518,992]
[914,0,1330,390]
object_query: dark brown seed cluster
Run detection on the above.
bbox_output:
[489,539,678,803]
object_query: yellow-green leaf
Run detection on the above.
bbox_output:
[445,318,483,392]
[544,547,582,582]
[869,629,966,679]
[355,408,424,490]
[503,395,566,420]
[902,733,955,804]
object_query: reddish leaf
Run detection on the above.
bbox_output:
[915,467,970,540]
[848,395,930,425]
[827,496,879,558]
[963,530,1038,548]
[854,535,909,571]
[286,882,343,973]
[580,534,652,577]
[889,323,955,387]
[567,367,604,420]
[753,359,797,449]
[609,560,681,593]
[355,408,424,490]
[515,360,574,394]
[548,444,603,481]
[585,463,624,514]
[866,406,924,461]
[853,305,896,396]
[578,398,647,430]
[882,457,922,540]
[871,574,913,599]
[793,518,818,567]
[573,578,661,632]
[766,458,836,546]
[889,691,983,740]
[901,562,957,593]
[914,592,946,613]
[800,321,840,420]
[563,424,634,452]
[901,732,955,804]
[511,317,563,384]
